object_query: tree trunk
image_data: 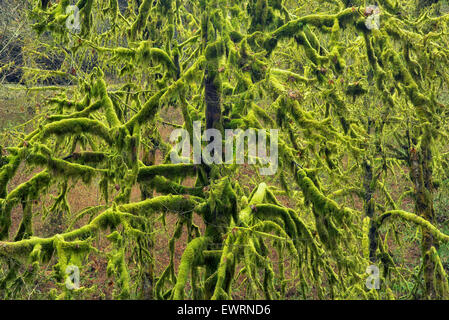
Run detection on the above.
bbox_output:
[410,143,437,299]
[363,159,378,263]
[140,145,156,299]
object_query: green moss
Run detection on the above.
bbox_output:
[205,39,225,60]
[378,210,449,243]
[128,0,152,40]
[6,171,51,201]
[26,153,98,184]
[173,236,210,299]
[149,175,204,197]
[254,204,298,238]
[125,90,166,130]
[107,245,130,299]
[95,78,121,128]
[0,171,51,240]
[66,152,106,165]
[136,43,177,76]
[0,154,22,198]
[345,81,368,97]
[211,232,236,300]
[229,31,243,43]
[79,0,93,36]
[118,195,202,217]
[40,119,113,145]
[47,100,103,122]
[137,164,197,181]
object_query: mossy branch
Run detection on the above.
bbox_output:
[378,210,449,243]
[38,118,113,145]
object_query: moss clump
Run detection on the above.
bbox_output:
[40,119,113,145]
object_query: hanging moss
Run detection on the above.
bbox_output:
[40,118,113,145]
[106,241,130,299]
[229,31,243,43]
[125,90,166,130]
[128,0,152,40]
[27,154,98,184]
[345,81,368,97]
[205,39,225,61]
[0,154,22,199]
[118,194,201,217]
[137,164,197,181]
[79,0,93,36]
[378,210,449,243]
[253,204,298,242]
[148,175,204,197]
[172,236,209,299]
[0,171,51,240]
[10,0,449,301]
[93,78,121,128]
[136,43,177,76]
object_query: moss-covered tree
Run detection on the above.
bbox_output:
[1,0,449,300]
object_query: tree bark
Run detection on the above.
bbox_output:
[363,159,378,263]
[410,144,437,299]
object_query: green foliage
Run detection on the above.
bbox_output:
[1,0,449,300]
